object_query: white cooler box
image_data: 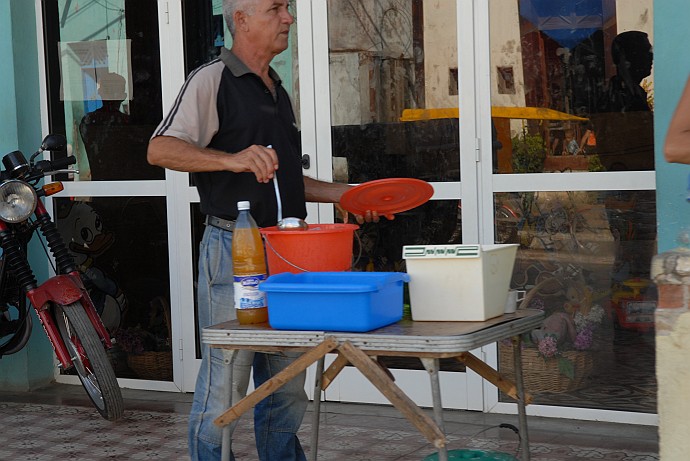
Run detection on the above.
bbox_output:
[403,244,518,321]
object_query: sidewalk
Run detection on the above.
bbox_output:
[0,383,659,460]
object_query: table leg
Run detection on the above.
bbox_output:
[338,341,446,450]
[456,352,532,404]
[309,356,325,461]
[512,335,531,461]
[221,349,239,461]
[420,358,448,461]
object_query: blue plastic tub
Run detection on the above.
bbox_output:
[259,272,410,332]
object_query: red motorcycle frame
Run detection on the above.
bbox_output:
[24,202,112,367]
[0,135,123,420]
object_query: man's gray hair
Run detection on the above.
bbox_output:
[223,0,257,36]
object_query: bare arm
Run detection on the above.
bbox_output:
[664,77,690,164]
[147,135,278,183]
[303,176,392,223]
[303,176,350,203]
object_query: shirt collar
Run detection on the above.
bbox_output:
[220,48,282,85]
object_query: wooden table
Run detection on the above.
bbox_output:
[203,308,544,461]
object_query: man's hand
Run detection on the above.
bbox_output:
[355,210,395,224]
[336,204,394,224]
[231,145,279,183]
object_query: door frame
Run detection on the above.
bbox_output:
[39,0,183,393]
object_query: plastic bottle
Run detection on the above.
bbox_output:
[232,201,269,324]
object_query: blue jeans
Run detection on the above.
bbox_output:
[189,225,308,461]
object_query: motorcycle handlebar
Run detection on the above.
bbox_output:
[25,156,77,181]
[49,156,77,171]
[31,156,77,176]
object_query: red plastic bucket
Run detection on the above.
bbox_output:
[260,223,358,274]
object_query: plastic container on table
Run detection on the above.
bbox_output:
[260,224,358,274]
[259,271,410,332]
[403,244,518,321]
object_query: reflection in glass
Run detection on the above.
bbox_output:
[328,1,460,183]
[47,0,164,181]
[488,0,657,414]
[347,200,460,273]
[55,197,171,380]
[496,190,657,413]
[490,0,654,174]
[183,0,227,73]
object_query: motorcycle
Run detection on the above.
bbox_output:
[0,134,123,421]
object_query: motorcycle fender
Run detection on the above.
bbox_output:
[26,273,112,348]
[28,274,84,308]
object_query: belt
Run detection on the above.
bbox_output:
[205,215,236,231]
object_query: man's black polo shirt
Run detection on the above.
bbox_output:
[153,48,306,227]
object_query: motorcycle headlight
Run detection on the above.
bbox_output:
[0,180,37,223]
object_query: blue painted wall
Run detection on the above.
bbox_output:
[0,1,19,155]
[0,0,55,390]
[655,0,690,253]
[12,0,43,154]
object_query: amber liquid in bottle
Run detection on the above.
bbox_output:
[232,202,269,325]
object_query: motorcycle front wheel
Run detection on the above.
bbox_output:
[54,302,124,421]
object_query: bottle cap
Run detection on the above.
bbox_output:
[237,201,250,210]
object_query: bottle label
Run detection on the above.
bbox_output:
[233,274,268,309]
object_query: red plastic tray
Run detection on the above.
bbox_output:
[340,178,434,216]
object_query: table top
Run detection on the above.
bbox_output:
[203,309,544,356]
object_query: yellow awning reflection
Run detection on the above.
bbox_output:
[400,107,588,122]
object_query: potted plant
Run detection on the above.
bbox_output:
[511,130,546,173]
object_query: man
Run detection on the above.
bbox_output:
[80,71,130,180]
[597,31,654,114]
[147,1,381,460]
[592,31,656,292]
[593,30,654,171]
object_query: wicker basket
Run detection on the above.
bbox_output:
[126,296,173,381]
[499,343,593,394]
[127,351,173,381]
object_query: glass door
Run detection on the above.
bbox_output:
[41,0,175,390]
[483,0,657,424]
[311,0,483,410]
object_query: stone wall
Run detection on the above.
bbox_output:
[651,248,690,459]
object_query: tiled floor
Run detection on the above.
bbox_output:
[0,383,659,460]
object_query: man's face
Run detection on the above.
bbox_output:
[244,0,294,55]
[625,43,653,82]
